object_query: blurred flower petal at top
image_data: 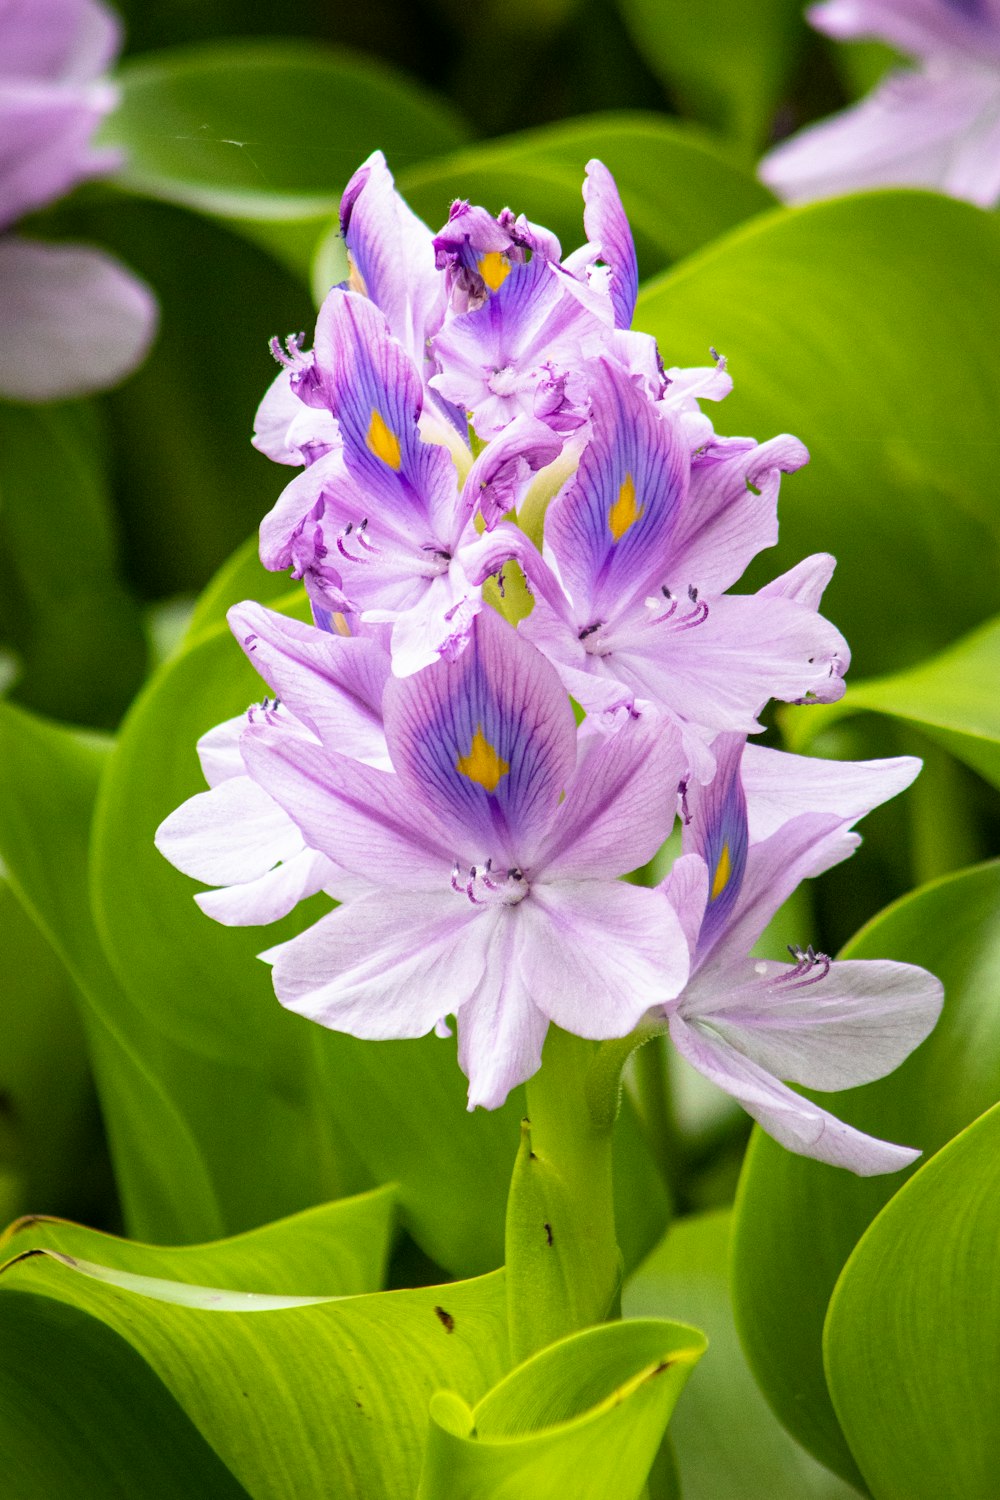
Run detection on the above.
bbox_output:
[760,0,1000,208]
[0,0,156,401]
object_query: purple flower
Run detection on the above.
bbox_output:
[661,734,944,1173]
[518,360,847,773]
[238,607,691,1109]
[760,1,1000,206]
[0,0,156,400]
[258,290,561,675]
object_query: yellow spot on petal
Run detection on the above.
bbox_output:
[608,472,644,542]
[710,843,731,902]
[456,724,510,793]
[331,612,351,638]
[478,251,511,291]
[366,409,402,470]
[347,252,368,298]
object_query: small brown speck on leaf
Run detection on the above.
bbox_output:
[434,1305,455,1333]
[544,1222,554,1246]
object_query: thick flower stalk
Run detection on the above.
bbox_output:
[761,0,1000,206]
[158,152,942,1171]
[0,0,156,400]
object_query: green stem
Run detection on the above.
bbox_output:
[631,1033,684,1207]
[505,1026,622,1364]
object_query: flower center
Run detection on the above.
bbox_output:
[451,860,529,907]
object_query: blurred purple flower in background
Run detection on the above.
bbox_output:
[761,0,1000,206]
[0,0,156,401]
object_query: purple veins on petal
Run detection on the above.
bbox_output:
[581,159,639,331]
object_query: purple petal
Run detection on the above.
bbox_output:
[457,907,549,1109]
[0,81,117,227]
[384,606,577,864]
[668,433,809,594]
[252,367,340,467]
[582,158,638,330]
[0,238,156,400]
[266,888,491,1037]
[545,359,689,620]
[761,63,1000,208]
[684,954,943,1091]
[195,714,246,787]
[536,711,686,879]
[520,880,690,1033]
[740,744,921,842]
[155,774,305,887]
[240,717,456,884]
[459,414,563,530]
[668,1013,921,1174]
[338,150,446,365]
[809,0,999,60]
[196,848,339,928]
[229,602,390,765]
[757,552,835,609]
[685,732,748,955]
[1,0,121,82]
[429,255,606,438]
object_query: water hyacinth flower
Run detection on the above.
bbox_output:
[761,0,1000,206]
[158,152,942,1162]
[662,735,944,1172]
[0,0,157,402]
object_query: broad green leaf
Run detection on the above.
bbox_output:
[0,882,106,1224]
[731,860,1000,1486]
[824,1102,1000,1499]
[0,1218,509,1500]
[183,534,299,646]
[616,0,805,150]
[0,1292,250,1498]
[417,1318,705,1500]
[782,612,1000,792]
[60,198,315,597]
[0,699,224,1241]
[395,112,776,283]
[0,401,145,727]
[637,193,1000,679]
[625,1210,855,1499]
[101,40,469,276]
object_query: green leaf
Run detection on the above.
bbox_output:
[731,860,1000,1486]
[0,699,224,1241]
[625,1210,856,1499]
[616,0,805,151]
[0,882,106,1223]
[394,112,775,284]
[637,193,1000,679]
[824,1102,1000,1499]
[783,612,1000,792]
[417,1318,705,1500]
[0,401,145,728]
[0,1210,508,1500]
[183,533,299,646]
[101,40,470,277]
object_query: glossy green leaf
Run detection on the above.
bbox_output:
[0,699,224,1241]
[183,534,298,646]
[625,1210,855,1499]
[637,193,1000,679]
[417,1318,705,1500]
[395,112,775,284]
[731,860,1000,1486]
[825,1102,1000,1500]
[783,612,1000,792]
[101,40,469,277]
[0,401,145,727]
[0,1210,508,1500]
[0,882,106,1224]
[617,0,805,150]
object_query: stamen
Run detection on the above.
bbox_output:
[578,622,602,641]
[778,944,831,986]
[269,332,307,370]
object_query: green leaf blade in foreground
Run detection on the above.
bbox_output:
[103,40,469,222]
[824,1102,1000,1500]
[731,860,1000,1486]
[783,612,1000,792]
[625,1210,855,1499]
[637,193,1000,679]
[0,1215,509,1500]
[417,1318,705,1500]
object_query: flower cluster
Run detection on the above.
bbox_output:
[761,0,1000,207]
[0,0,156,401]
[157,153,942,1173]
